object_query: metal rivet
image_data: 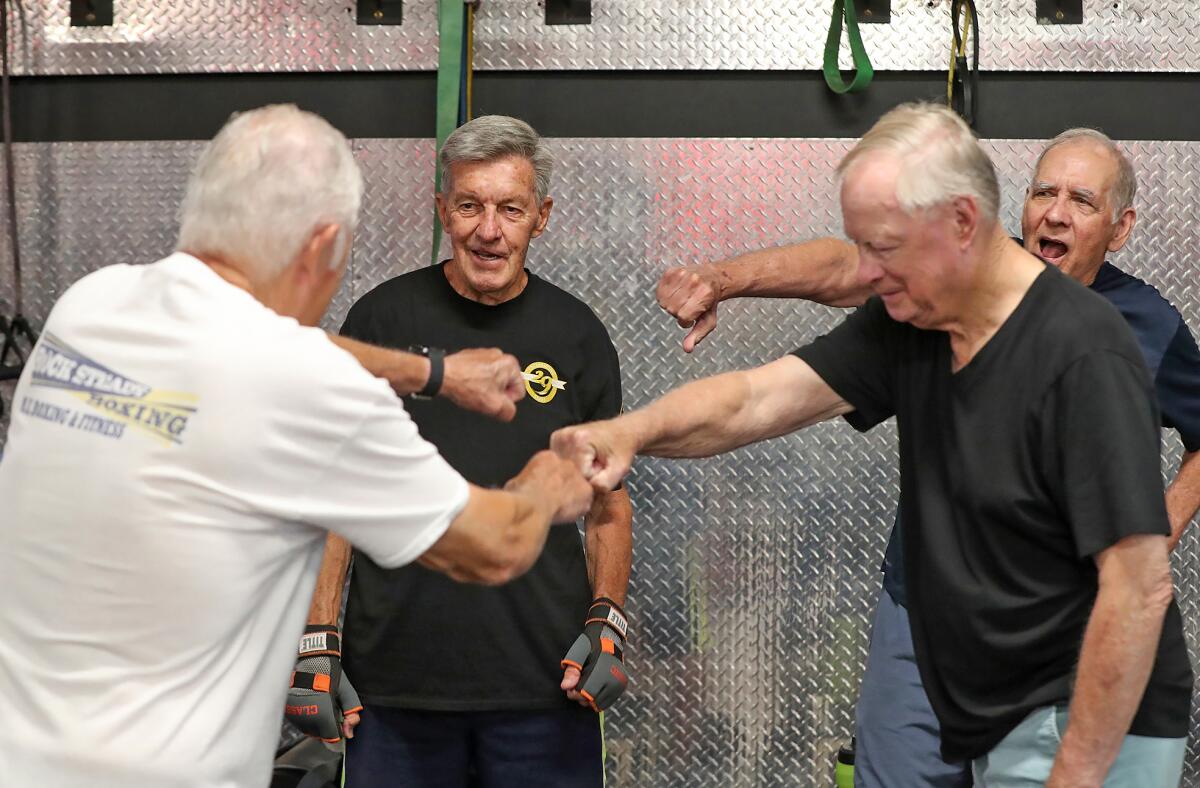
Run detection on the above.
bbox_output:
[86,11,96,21]
[863,8,873,17]
[373,8,384,18]
[1055,9,1064,19]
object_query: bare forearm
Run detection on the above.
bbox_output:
[1050,560,1171,782]
[306,532,353,626]
[418,487,550,585]
[585,488,633,606]
[328,334,430,395]
[621,371,760,459]
[713,239,868,307]
[1166,450,1200,550]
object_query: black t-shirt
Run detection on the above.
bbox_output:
[339,262,622,710]
[882,259,1200,608]
[794,264,1192,760]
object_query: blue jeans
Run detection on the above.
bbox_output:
[973,705,1185,787]
[343,705,603,788]
[854,586,972,788]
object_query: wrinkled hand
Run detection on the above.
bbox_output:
[550,421,636,492]
[656,265,723,353]
[440,348,525,422]
[508,450,595,523]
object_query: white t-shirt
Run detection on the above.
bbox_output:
[0,253,469,788]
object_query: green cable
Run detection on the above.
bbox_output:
[823,0,874,95]
[432,0,467,264]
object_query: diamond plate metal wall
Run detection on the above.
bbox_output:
[3,138,1200,785]
[5,0,438,75]
[6,0,1200,75]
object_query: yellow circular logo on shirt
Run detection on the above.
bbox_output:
[523,361,566,404]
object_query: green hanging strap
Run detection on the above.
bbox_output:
[823,0,874,95]
[431,0,467,264]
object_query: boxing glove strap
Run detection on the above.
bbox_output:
[585,597,629,641]
[298,625,340,657]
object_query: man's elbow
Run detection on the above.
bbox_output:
[449,526,539,586]
[1127,542,1176,615]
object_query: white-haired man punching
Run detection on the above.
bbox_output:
[555,104,1190,787]
[0,104,592,788]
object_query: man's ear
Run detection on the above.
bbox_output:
[292,224,342,285]
[951,195,981,250]
[1108,208,1136,253]
[435,193,450,231]
[531,196,554,239]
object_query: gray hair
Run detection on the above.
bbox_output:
[837,102,1000,221]
[177,104,363,279]
[439,115,552,204]
[1032,128,1136,220]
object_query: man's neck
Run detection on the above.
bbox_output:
[443,259,529,306]
[186,250,258,296]
[944,229,1045,371]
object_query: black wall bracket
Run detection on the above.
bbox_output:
[545,0,591,26]
[853,0,890,24]
[356,0,403,25]
[69,0,113,27]
[1036,0,1083,25]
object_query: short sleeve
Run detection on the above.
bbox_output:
[340,299,378,344]
[1155,320,1200,452]
[582,320,622,422]
[295,398,469,569]
[791,298,897,431]
[1042,350,1170,557]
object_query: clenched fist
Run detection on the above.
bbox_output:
[550,420,637,492]
[441,348,525,421]
[507,449,596,524]
[656,265,724,353]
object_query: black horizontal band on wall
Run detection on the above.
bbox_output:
[11,70,1200,143]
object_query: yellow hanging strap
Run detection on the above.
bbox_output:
[946,3,972,104]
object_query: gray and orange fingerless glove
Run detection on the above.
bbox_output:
[284,625,362,743]
[561,598,630,712]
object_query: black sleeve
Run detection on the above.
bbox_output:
[1155,319,1200,452]
[580,313,623,422]
[790,298,897,432]
[1042,350,1170,557]
[339,299,374,343]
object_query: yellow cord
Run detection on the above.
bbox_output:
[947,3,973,105]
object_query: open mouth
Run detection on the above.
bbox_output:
[1038,239,1069,264]
[471,249,506,264]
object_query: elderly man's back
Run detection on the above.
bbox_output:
[0,252,467,787]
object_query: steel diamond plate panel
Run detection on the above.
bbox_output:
[475,0,1200,73]
[6,0,1200,74]
[6,0,437,75]
[3,137,1200,785]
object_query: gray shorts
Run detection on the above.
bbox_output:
[972,705,1185,787]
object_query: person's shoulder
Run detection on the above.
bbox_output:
[351,264,442,311]
[1036,266,1148,366]
[1092,263,1185,330]
[526,272,613,335]
[242,318,397,414]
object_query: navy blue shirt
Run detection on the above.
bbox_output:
[883,261,1200,607]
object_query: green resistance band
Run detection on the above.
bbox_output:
[823,0,874,95]
[431,0,466,264]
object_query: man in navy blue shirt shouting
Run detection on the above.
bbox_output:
[654,127,1200,787]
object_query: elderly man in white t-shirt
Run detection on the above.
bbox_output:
[0,104,593,788]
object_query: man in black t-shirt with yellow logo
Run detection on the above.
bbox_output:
[553,104,1190,788]
[291,116,632,788]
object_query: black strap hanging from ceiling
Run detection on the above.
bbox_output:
[1,0,38,419]
[948,0,980,128]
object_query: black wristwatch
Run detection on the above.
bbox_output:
[406,345,445,398]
